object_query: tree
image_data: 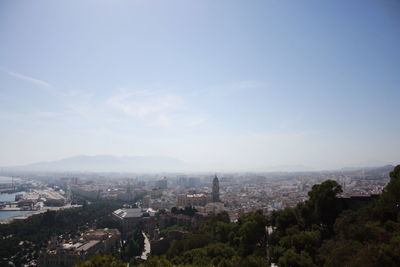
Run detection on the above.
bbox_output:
[0,201,121,266]
[271,207,297,233]
[213,221,236,243]
[278,249,317,267]
[41,210,56,227]
[237,211,267,256]
[378,165,400,221]
[307,180,342,232]
[121,229,145,261]
[74,254,126,267]
[139,256,175,267]
[267,180,343,265]
[171,207,179,214]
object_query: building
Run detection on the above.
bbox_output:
[71,185,102,200]
[83,228,121,252]
[39,228,120,267]
[155,178,168,189]
[177,193,208,207]
[204,202,226,214]
[112,208,155,237]
[178,177,188,189]
[212,175,220,202]
[151,188,163,199]
[116,179,134,202]
[143,195,151,208]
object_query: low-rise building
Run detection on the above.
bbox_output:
[39,228,120,267]
[177,193,208,207]
[112,208,155,237]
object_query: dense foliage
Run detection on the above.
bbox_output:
[120,229,145,262]
[139,211,268,267]
[2,165,400,267]
[74,254,126,267]
[316,165,400,267]
[268,165,400,267]
[0,201,121,266]
[171,206,198,217]
[138,165,400,267]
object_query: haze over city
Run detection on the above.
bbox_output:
[1,0,399,171]
[2,2,400,267]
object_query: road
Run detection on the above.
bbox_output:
[140,232,151,260]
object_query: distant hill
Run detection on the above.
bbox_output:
[1,156,395,174]
[266,164,314,172]
[339,164,394,173]
[2,155,191,173]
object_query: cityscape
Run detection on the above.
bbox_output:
[0,164,394,266]
[0,165,391,222]
[1,0,399,266]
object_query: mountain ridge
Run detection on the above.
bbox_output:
[2,155,191,173]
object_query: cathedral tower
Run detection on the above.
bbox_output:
[212,175,220,202]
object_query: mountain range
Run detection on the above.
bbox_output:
[1,155,394,173]
[2,155,192,173]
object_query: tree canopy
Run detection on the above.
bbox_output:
[268,165,400,267]
[74,254,126,267]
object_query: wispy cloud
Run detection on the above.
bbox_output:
[3,69,52,89]
[107,89,207,127]
[107,90,182,127]
[186,116,207,127]
[1,68,208,128]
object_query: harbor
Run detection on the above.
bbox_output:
[0,176,80,223]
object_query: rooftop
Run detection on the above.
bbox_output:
[187,194,206,198]
[113,208,147,219]
[76,240,100,252]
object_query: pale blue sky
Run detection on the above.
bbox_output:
[0,0,399,171]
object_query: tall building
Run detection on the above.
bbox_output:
[212,175,220,202]
[155,177,168,189]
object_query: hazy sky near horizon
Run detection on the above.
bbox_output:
[0,0,399,171]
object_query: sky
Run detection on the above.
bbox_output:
[0,0,399,171]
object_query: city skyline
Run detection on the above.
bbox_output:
[1,0,399,170]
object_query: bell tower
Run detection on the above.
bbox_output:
[212,175,220,202]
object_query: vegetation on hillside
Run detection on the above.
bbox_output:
[120,229,145,263]
[268,165,400,267]
[74,254,126,267]
[3,165,400,267]
[138,211,268,267]
[0,201,121,266]
[136,165,400,267]
[171,206,198,217]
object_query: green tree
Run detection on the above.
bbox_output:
[74,254,126,267]
[278,249,317,267]
[378,165,400,221]
[237,211,267,256]
[121,229,145,261]
[271,207,297,233]
[307,180,342,232]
